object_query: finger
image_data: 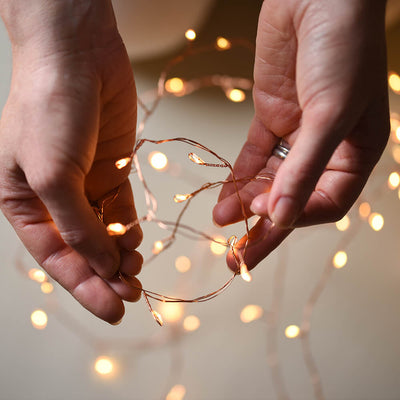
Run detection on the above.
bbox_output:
[107,274,142,303]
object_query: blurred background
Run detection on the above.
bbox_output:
[1,1,400,399]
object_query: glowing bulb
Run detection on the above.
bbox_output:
[240,305,263,323]
[240,263,252,282]
[285,325,300,338]
[388,72,400,93]
[148,151,168,170]
[175,256,191,273]
[333,251,348,269]
[107,223,127,236]
[388,172,400,189]
[183,315,200,332]
[188,152,205,165]
[41,282,54,294]
[31,309,48,330]
[335,215,350,232]
[392,146,400,164]
[210,236,226,255]
[359,202,371,219]
[165,77,185,95]
[94,357,114,376]
[152,240,164,254]
[115,157,131,170]
[166,384,186,400]
[185,29,196,41]
[226,88,246,103]
[369,213,384,231]
[159,302,184,323]
[216,36,231,50]
[28,268,47,283]
[173,193,191,203]
[152,310,164,326]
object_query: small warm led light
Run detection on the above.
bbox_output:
[285,325,300,338]
[28,268,47,283]
[359,202,371,219]
[216,36,231,50]
[165,77,185,95]
[240,263,252,282]
[185,29,196,41]
[148,151,168,170]
[392,146,400,164]
[226,88,246,103]
[173,193,191,203]
[388,172,400,189]
[166,384,186,400]
[115,157,131,170]
[335,215,350,231]
[94,357,114,376]
[159,302,184,323]
[240,305,263,323]
[333,251,348,269]
[175,256,191,273]
[41,282,54,294]
[31,309,48,330]
[188,152,205,165]
[152,310,164,326]
[388,72,400,93]
[107,223,127,236]
[183,315,200,332]
[210,236,227,255]
[152,240,164,254]
[369,213,384,231]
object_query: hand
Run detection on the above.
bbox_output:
[213,0,390,270]
[0,0,142,324]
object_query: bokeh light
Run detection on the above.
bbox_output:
[210,236,226,255]
[285,325,300,339]
[240,305,263,323]
[333,251,348,269]
[107,223,127,236]
[166,384,186,400]
[216,36,231,50]
[40,282,54,294]
[388,172,400,189]
[31,309,48,330]
[369,213,384,231]
[185,29,196,41]
[226,88,246,103]
[358,202,371,219]
[94,357,114,376]
[388,72,400,93]
[183,315,201,332]
[152,240,164,254]
[159,302,184,323]
[148,151,168,170]
[165,77,185,96]
[175,256,191,273]
[28,268,47,283]
[335,215,350,231]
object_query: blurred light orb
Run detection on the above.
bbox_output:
[107,223,127,236]
[94,357,114,376]
[369,213,384,231]
[159,302,184,323]
[183,315,201,332]
[216,36,231,50]
[166,384,186,400]
[31,309,48,330]
[115,157,131,170]
[28,268,47,283]
[40,282,54,294]
[333,251,348,269]
[148,151,168,170]
[358,202,371,219]
[152,240,164,254]
[226,88,246,103]
[388,72,400,93]
[184,29,196,41]
[392,146,400,164]
[165,77,185,95]
[240,305,263,323]
[285,325,300,338]
[388,172,400,189]
[335,215,350,231]
[210,236,227,255]
[175,256,191,273]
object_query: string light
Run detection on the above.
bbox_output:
[240,262,252,282]
[159,302,184,323]
[240,305,263,323]
[285,325,300,339]
[166,384,186,400]
[210,236,227,255]
[216,36,231,50]
[188,152,206,165]
[175,256,191,273]
[94,357,114,376]
[31,309,48,330]
[333,251,348,269]
[183,315,200,332]
[225,88,246,102]
[184,29,196,41]
[358,202,371,219]
[151,310,164,326]
[388,72,400,93]
[335,215,350,231]
[388,172,400,189]
[152,240,164,254]
[40,282,54,294]
[148,151,169,170]
[173,193,192,203]
[115,157,131,170]
[28,268,47,283]
[106,223,127,236]
[368,213,384,231]
[165,77,186,96]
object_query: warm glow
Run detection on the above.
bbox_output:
[107,223,127,236]
[41,282,54,294]
[285,325,300,338]
[166,384,186,400]
[388,172,400,189]
[226,88,246,103]
[240,305,263,323]
[152,310,164,326]
[240,263,252,282]
[174,193,191,203]
[115,157,131,170]
[94,357,114,376]
[210,236,227,255]
[335,215,350,231]
[159,302,184,323]
[148,151,168,170]
[185,29,196,41]
[369,213,384,231]
[152,240,164,254]
[216,36,231,50]
[31,309,48,330]
[359,202,371,219]
[28,268,47,283]
[188,152,205,165]
[175,256,191,273]
[392,146,400,164]
[165,77,185,95]
[388,72,400,93]
[183,315,201,332]
[333,251,348,269]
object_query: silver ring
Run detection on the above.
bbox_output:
[272,141,290,160]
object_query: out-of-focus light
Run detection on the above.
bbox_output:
[159,302,184,323]
[398,187,400,200]
[115,157,131,170]
[173,194,191,203]
[240,305,263,323]
[94,357,114,376]
[148,151,168,170]
[166,384,186,400]
[152,240,164,254]
[335,215,350,231]
[333,251,347,269]
[210,236,226,255]
[395,127,400,144]
[240,263,252,282]
[28,268,47,283]
[285,325,300,338]
[388,72,400,93]
[226,88,246,103]
[165,77,185,96]
[392,146,400,164]
[388,172,400,189]
[369,213,384,231]
[216,36,231,50]
[185,29,196,41]
[107,223,127,236]
[41,282,54,294]
[358,202,371,219]
[175,256,191,273]
[31,309,48,330]
[152,310,164,326]
[183,315,200,332]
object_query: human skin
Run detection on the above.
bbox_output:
[213,0,390,270]
[0,0,143,324]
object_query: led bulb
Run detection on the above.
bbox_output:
[94,357,114,376]
[152,310,164,326]
[188,152,205,165]
[240,263,252,282]
[152,240,164,254]
[149,151,168,170]
[185,29,196,41]
[115,157,131,170]
[173,194,191,203]
[107,223,127,236]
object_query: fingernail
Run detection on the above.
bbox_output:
[271,196,301,228]
[111,318,123,326]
